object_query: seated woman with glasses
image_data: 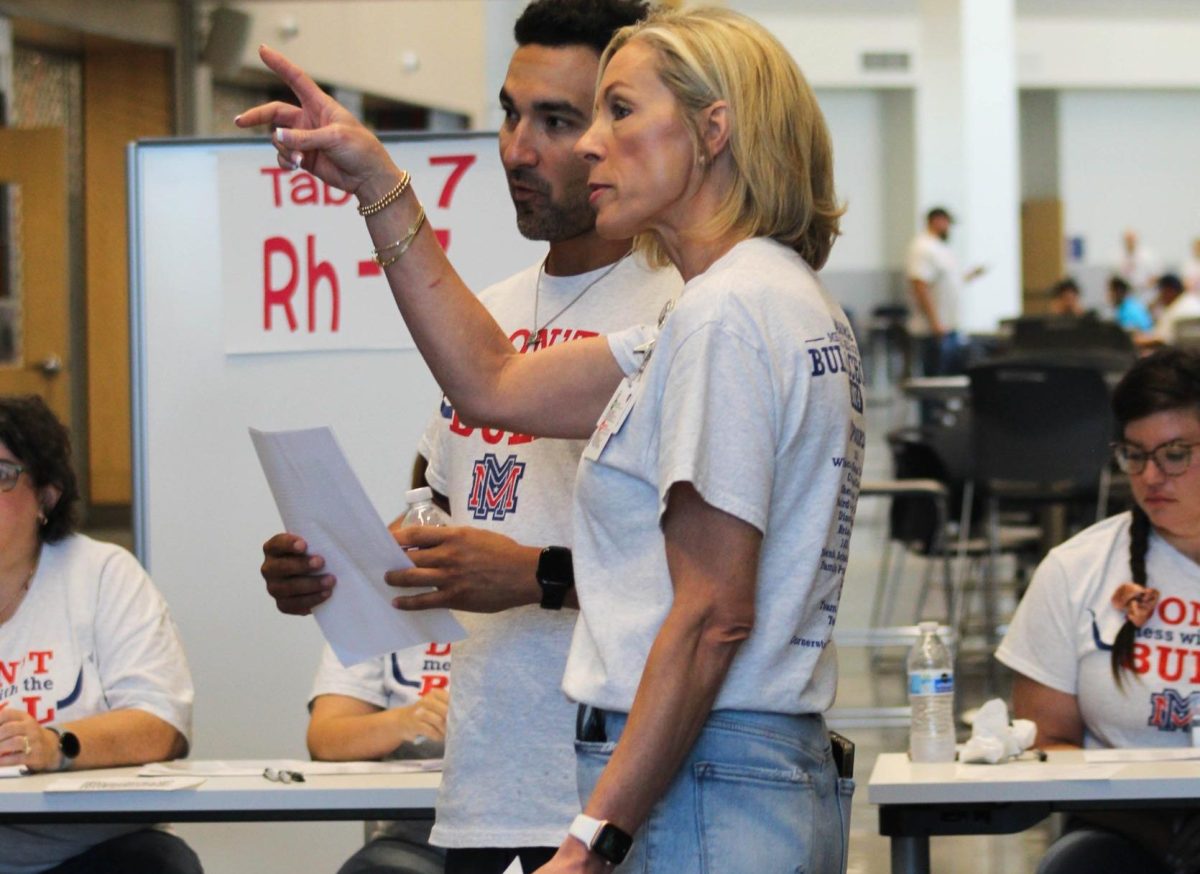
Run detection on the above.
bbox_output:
[997,348,1200,874]
[0,396,200,874]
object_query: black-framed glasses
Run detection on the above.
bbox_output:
[1111,440,1200,477]
[0,459,25,492]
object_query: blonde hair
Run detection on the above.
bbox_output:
[600,7,843,269]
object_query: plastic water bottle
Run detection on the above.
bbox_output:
[908,620,956,763]
[399,487,450,529]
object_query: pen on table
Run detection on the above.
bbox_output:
[263,767,306,783]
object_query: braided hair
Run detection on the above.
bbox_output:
[1109,348,1200,681]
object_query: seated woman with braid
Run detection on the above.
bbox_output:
[996,348,1200,874]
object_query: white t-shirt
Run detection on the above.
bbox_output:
[0,535,194,874]
[1155,291,1200,344]
[564,237,865,715]
[310,641,451,844]
[905,230,961,336]
[997,513,1200,749]
[418,253,681,848]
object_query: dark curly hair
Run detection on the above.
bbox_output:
[1109,348,1200,682]
[0,395,80,543]
[514,0,651,53]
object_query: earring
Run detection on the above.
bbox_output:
[37,510,47,526]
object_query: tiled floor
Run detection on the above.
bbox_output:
[82,390,1056,873]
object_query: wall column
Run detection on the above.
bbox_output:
[915,0,1021,331]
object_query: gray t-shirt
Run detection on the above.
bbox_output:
[419,254,680,848]
[998,512,1200,748]
[564,237,865,714]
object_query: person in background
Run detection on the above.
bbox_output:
[1181,238,1200,293]
[1117,228,1159,297]
[1108,274,1153,334]
[1049,277,1088,318]
[997,348,1200,874]
[256,3,679,873]
[0,395,199,874]
[240,5,862,871]
[905,206,986,377]
[1141,273,1200,348]
[308,641,451,874]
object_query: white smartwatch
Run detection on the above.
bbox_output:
[569,813,633,865]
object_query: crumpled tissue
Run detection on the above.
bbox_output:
[959,698,1037,764]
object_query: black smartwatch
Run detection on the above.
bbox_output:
[569,813,633,864]
[47,727,80,770]
[536,546,574,610]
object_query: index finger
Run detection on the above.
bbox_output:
[258,44,329,110]
[393,525,453,550]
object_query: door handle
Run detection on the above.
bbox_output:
[33,354,63,377]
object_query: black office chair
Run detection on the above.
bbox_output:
[965,361,1116,646]
[1010,315,1134,354]
[874,425,1036,653]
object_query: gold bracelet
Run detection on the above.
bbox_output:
[358,171,411,217]
[374,205,427,268]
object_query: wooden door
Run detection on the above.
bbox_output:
[0,127,69,422]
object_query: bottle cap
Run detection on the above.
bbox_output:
[405,487,433,505]
[918,620,939,633]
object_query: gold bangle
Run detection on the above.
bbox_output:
[374,205,427,268]
[358,171,411,217]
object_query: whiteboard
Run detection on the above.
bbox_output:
[128,134,542,872]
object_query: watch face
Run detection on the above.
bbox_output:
[594,824,633,864]
[59,731,81,759]
[538,546,574,585]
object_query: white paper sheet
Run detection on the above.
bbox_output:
[141,759,443,778]
[502,858,524,874]
[45,777,205,792]
[250,427,465,665]
[1083,747,1200,764]
[0,765,28,778]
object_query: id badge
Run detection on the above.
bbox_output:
[583,375,638,461]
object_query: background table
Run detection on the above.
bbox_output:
[869,751,1200,874]
[0,766,438,824]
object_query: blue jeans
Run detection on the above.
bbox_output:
[575,708,852,874]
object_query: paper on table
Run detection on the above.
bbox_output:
[46,777,205,792]
[1083,747,1200,764]
[0,765,28,778]
[141,759,443,778]
[250,427,465,665]
[502,858,524,874]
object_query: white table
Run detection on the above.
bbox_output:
[0,766,439,824]
[869,751,1200,874]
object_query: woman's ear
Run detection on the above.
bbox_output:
[699,100,731,162]
[38,484,62,517]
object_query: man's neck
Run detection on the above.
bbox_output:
[544,229,633,277]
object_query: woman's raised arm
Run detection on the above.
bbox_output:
[236,46,623,439]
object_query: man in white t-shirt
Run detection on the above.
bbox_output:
[259,3,680,873]
[905,206,984,377]
[1118,228,1160,297]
